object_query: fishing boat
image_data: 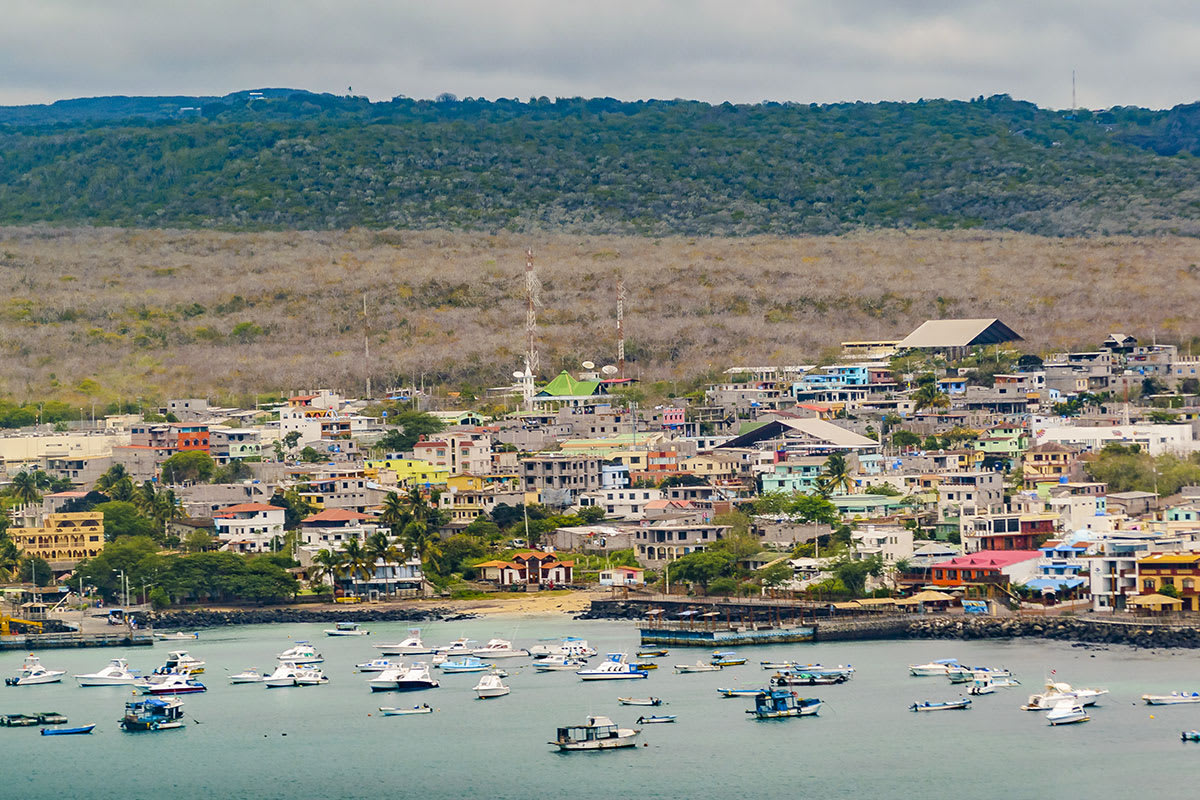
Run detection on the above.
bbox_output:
[474,672,510,699]
[948,665,1013,683]
[1143,691,1200,705]
[617,697,662,706]
[473,638,530,659]
[711,651,746,667]
[635,648,668,659]
[636,714,676,724]
[369,662,440,692]
[5,655,66,686]
[909,658,959,677]
[577,653,649,681]
[771,672,847,687]
[631,660,658,671]
[909,698,972,711]
[154,651,205,675]
[75,658,140,687]
[534,656,588,672]
[748,690,822,719]
[379,704,433,716]
[375,630,435,656]
[675,661,722,674]
[432,637,479,656]
[228,668,265,684]
[717,688,765,698]
[1182,730,1200,742]
[276,642,324,664]
[762,662,854,679]
[120,697,185,731]
[153,631,199,641]
[968,679,995,696]
[549,715,640,751]
[324,621,369,637]
[439,657,489,674]
[134,673,207,695]
[356,658,401,673]
[530,637,597,660]
[1046,700,1089,726]
[1021,681,1109,711]
[41,724,96,736]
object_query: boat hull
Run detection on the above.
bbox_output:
[579,673,648,681]
[552,736,639,751]
[75,675,137,687]
[476,688,511,699]
[42,725,96,735]
[910,701,971,711]
[6,674,65,686]
[1144,694,1200,705]
[379,706,433,716]
[617,698,661,706]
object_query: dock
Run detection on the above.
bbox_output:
[639,624,816,647]
[0,631,155,651]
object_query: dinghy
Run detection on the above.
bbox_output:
[378,704,433,716]
[636,714,676,724]
[909,698,971,711]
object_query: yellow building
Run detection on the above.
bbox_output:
[9,512,105,570]
[364,457,449,487]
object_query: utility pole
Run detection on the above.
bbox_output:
[617,276,626,378]
[363,294,371,400]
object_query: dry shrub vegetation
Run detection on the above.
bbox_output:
[1,226,1198,405]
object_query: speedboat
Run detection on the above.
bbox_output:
[75,658,139,687]
[433,637,479,656]
[711,651,746,667]
[635,714,676,724]
[120,697,185,731]
[369,662,440,692]
[531,637,597,660]
[356,658,401,673]
[1021,681,1108,711]
[550,715,640,751]
[910,698,971,711]
[229,668,265,684]
[276,642,324,664]
[379,704,433,716]
[474,672,511,699]
[473,638,529,659]
[675,661,722,674]
[375,629,434,655]
[617,697,662,706]
[6,656,66,686]
[439,657,489,674]
[1046,700,1089,726]
[636,648,668,659]
[718,688,764,698]
[324,621,369,637]
[577,653,649,681]
[968,678,995,696]
[134,673,206,695]
[749,690,822,719]
[1143,691,1200,705]
[155,651,205,675]
[909,658,959,677]
[534,656,588,672]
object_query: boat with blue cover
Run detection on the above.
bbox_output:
[711,651,746,667]
[747,690,822,719]
[41,724,96,735]
[1143,691,1200,705]
[577,653,649,681]
[439,657,489,674]
[910,698,971,711]
[120,697,185,731]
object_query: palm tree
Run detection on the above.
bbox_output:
[380,491,407,536]
[912,382,950,412]
[365,531,404,596]
[308,548,344,595]
[818,454,856,497]
[94,464,128,493]
[133,480,157,516]
[10,471,42,505]
[340,538,374,598]
[151,489,184,539]
[0,537,20,582]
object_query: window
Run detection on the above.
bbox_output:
[1144,579,1156,590]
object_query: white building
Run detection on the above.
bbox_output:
[578,488,663,520]
[213,502,286,553]
[1033,421,1197,457]
[851,525,914,565]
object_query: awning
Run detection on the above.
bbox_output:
[1128,593,1184,608]
[897,590,956,605]
[1026,577,1086,593]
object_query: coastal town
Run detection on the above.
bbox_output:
[5,313,1200,633]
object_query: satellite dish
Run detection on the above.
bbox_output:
[601,365,618,375]
[582,360,595,370]
[513,371,525,379]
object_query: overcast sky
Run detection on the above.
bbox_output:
[2,1,1196,109]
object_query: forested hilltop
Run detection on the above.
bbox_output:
[3,91,1200,235]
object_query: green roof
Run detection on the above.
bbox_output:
[537,371,602,397]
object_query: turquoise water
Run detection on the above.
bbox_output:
[3,618,1200,799]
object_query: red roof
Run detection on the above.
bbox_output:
[540,560,575,569]
[511,551,555,562]
[302,509,370,523]
[932,550,1041,570]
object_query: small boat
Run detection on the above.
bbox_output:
[617,697,662,706]
[378,704,433,716]
[1143,691,1200,705]
[295,667,329,686]
[636,714,676,724]
[711,651,746,667]
[530,637,597,660]
[153,631,199,641]
[631,661,658,671]
[748,690,821,719]
[356,658,401,673]
[369,662,440,692]
[717,688,764,698]
[228,668,265,684]
[1021,682,1109,711]
[276,642,324,665]
[636,648,668,659]
[264,663,327,688]
[948,665,1012,684]
[75,658,140,687]
[120,697,185,731]
[438,657,489,674]
[41,724,96,736]
[375,629,434,655]
[909,658,959,677]
[1046,700,1089,726]
[6,655,66,686]
[675,661,722,674]
[535,656,588,672]
[771,672,847,687]
[1182,730,1200,742]
[474,672,511,699]
[550,715,640,751]
[910,698,971,711]
[578,653,649,681]
[324,621,369,637]
[473,638,530,659]
[155,651,205,675]
[763,662,855,679]
[968,679,995,696]
[134,673,207,695]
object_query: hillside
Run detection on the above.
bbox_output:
[2,92,1200,235]
[2,227,1197,406]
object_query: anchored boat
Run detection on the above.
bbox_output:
[276,642,324,665]
[120,697,185,732]
[1143,691,1200,705]
[910,698,971,711]
[41,724,96,736]
[324,621,369,636]
[1046,700,1090,726]
[228,668,265,684]
[577,653,649,681]
[379,704,433,716]
[909,658,959,677]
[134,673,207,695]
[375,630,434,655]
[75,658,140,687]
[550,715,640,751]
[636,714,676,724]
[617,697,663,706]
[748,690,822,719]
[6,655,66,686]
[1021,681,1108,711]
[474,672,510,699]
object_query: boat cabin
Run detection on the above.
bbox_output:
[555,716,623,744]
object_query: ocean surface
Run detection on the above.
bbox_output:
[3,617,1199,799]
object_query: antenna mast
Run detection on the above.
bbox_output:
[363,294,371,399]
[525,248,541,376]
[617,276,626,378]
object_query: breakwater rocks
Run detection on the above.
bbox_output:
[150,607,476,630]
[907,616,1200,649]
[575,601,645,621]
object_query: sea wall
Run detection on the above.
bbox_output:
[149,607,475,629]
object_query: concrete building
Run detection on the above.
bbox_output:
[521,454,604,503]
[633,519,730,567]
[213,502,286,553]
[8,512,104,571]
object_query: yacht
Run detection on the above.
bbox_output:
[75,658,140,687]
[535,655,589,672]
[578,653,649,681]
[324,621,369,636]
[375,629,434,655]
[1021,681,1109,711]
[369,662,440,692]
[134,673,207,695]
[474,672,511,699]
[229,668,265,684]
[909,658,959,677]
[433,637,479,656]
[120,697,185,732]
[295,666,330,686]
[550,715,640,751]
[530,637,597,660]
[5,655,66,686]
[155,651,205,675]
[264,663,326,688]
[473,638,530,659]
[276,642,324,664]
[356,658,401,673]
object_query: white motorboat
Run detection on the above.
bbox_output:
[276,642,324,664]
[675,661,722,674]
[433,637,479,656]
[295,667,330,686]
[5,655,66,686]
[229,668,265,684]
[369,662,440,692]
[534,656,588,672]
[948,665,1013,683]
[324,621,369,637]
[472,638,529,659]
[550,715,640,751]
[1021,681,1108,711]
[134,673,206,695]
[75,658,140,687]
[909,658,959,677]
[153,631,199,641]
[1143,691,1200,705]
[577,653,649,681]
[378,704,433,716]
[1046,700,1090,726]
[264,663,312,688]
[530,637,597,660]
[356,658,401,673]
[375,629,434,655]
[474,672,511,699]
[760,662,855,679]
[155,651,205,675]
[617,697,663,706]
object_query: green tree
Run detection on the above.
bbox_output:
[912,375,950,412]
[18,555,53,586]
[308,548,344,593]
[1158,582,1180,598]
[283,431,302,450]
[818,453,856,496]
[339,538,373,595]
[377,411,444,453]
[299,446,324,463]
[441,534,487,575]
[757,561,794,590]
[831,555,883,596]
[94,500,160,541]
[707,577,739,597]
[10,470,42,505]
[668,550,731,592]
[160,450,216,483]
[577,505,606,523]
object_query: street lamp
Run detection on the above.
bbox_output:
[111,569,128,609]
